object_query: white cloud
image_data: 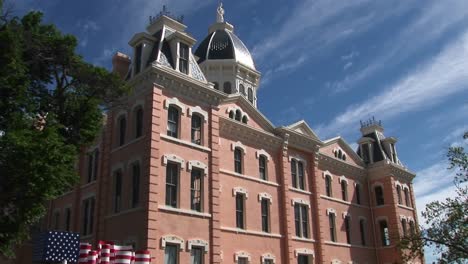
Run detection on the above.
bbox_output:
[343,62,353,71]
[316,29,468,138]
[262,54,308,85]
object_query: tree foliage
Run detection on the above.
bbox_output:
[0,10,128,257]
[400,132,468,263]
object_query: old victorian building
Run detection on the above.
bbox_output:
[42,4,423,264]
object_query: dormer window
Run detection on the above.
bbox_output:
[248,88,253,103]
[179,43,189,74]
[135,44,142,74]
[391,143,397,162]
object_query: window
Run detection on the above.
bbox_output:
[361,143,370,163]
[238,257,248,264]
[236,193,245,229]
[248,88,253,103]
[179,43,189,74]
[191,114,202,145]
[223,82,232,94]
[166,163,179,207]
[329,213,336,242]
[213,82,219,90]
[375,186,384,206]
[259,155,267,180]
[191,247,203,264]
[239,84,245,95]
[341,181,348,201]
[53,211,60,230]
[235,110,241,121]
[261,198,270,232]
[229,110,234,119]
[409,221,416,235]
[190,169,203,212]
[87,149,99,183]
[164,244,179,264]
[118,116,126,146]
[65,208,71,231]
[291,160,305,190]
[135,107,143,138]
[234,147,243,174]
[391,143,397,162]
[135,44,142,74]
[355,184,361,204]
[131,162,140,208]
[359,219,366,246]
[401,218,407,237]
[404,188,411,207]
[379,220,390,246]
[325,175,332,197]
[344,215,351,244]
[113,170,122,213]
[396,185,402,204]
[294,204,309,238]
[264,260,274,264]
[167,106,179,138]
[297,255,310,264]
[241,116,248,124]
[82,197,95,236]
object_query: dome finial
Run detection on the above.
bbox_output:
[216,2,225,23]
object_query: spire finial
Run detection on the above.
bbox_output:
[216,2,225,23]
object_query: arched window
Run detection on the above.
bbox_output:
[242,116,248,124]
[396,185,402,205]
[409,221,416,235]
[248,88,253,103]
[239,84,245,95]
[235,110,241,121]
[401,218,407,237]
[344,215,351,244]
[341,181,348,201]
[167,106,179,138]
[131,162,140,208]
[259,155,267,180]
[404,188,411,207]
[118,116,126,146]
[291,160,297,188]
[329,213,336,242]
[379,220,390,246]
[325,175,332,197]
[223,82,232,94]
[191,114,202,145]
[338,150,343,159]
[135,107,143,138]
[359,219,366,245]
[229,110,234,119]
[355,184,361,204]
[213,82,219,90]
[375,186,384,206]
[234,148,243,174]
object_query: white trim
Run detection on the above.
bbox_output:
[242,113,250,122]
[339,175,348,184]
[371,182,384,190]
[291,198,310,208]
[162,154,185,169]
[164,97,186,114]
[354,181,361,187]
[256,149,271,160]
[402,184,410,191]
[332,259,343,264]
[188,106,208,122]
[326,208,337,215]
[130,100,145,112]
[342,211,351,219]
[160,134,212,152]
[261,253,276,264]
[322,170,334,180]
[289,154,307,165]
[161,235,184,250]
[114,110,128,122]
[231,141,247,154]
[394,180,402,188]
[400,215,408,221]
[258,192,273,203]
[220,226,282,238]
[187,239,209,252]
[187,160,208,175]
[220,169,280,187]
[158,205,211,218]
[294,248,314,257]
[233,187,249,198]
[235,251,251,262]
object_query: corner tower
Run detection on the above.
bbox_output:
[195,3,261,107]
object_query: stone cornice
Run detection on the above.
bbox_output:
[367,160,416,182]
[276,128,321,154]
[317,153,366,177]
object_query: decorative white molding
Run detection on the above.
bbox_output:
[291,198,310,208]
[256,149,271,160]
[289,154,307,165]
[162,154,185,169]
[400,215,407,221]
[402,184,409,191]
[231,141,247,153]
[331,259,342,264]
[326,208,337,215]
[235,251,251,262]
[188,106,208,121]
[226,106,242,114]
[114,110,128,122]
[322,170,334,180]
[342,211,351,219]
[187,239,209,252]
[161,235,184,250]
[394,180,402,188]
[233,187,248,198]
[258,193,273,203]
[339,175,348,184]
[130,100,145,112]
[371,182,384,190]
[164,97,186,113]
[261,253,276,264]
[242,113,250,122]
[294,248,314,257]
[187,160,208,175]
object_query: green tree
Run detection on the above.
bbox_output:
[400,132,468,263]
[0,9,129,257]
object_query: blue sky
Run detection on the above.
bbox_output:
[13,0,468,261]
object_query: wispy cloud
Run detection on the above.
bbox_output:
[77,19,100,47]
[316,29,468,138]
[262,54,308,85]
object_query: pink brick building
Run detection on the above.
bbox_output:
[41,5,423,264]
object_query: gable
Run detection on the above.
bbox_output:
[320,137,364,167]
[286,120,320,140]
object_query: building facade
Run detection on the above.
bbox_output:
[42,5,423,264]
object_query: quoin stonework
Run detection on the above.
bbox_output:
[39,4,423,264]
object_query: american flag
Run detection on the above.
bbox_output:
[32,231,80,263]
